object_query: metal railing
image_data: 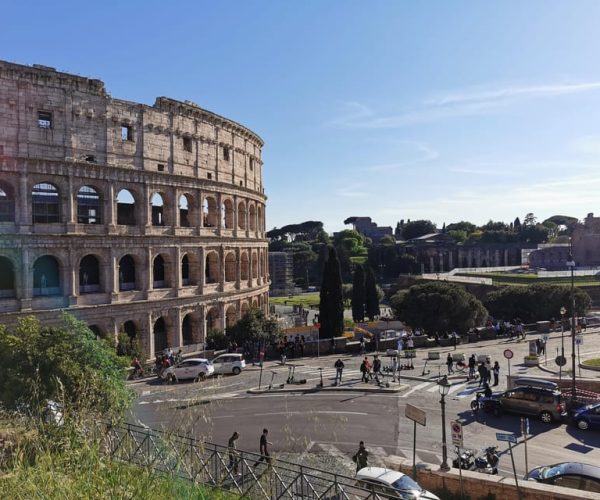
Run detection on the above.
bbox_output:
[99,422,389,499]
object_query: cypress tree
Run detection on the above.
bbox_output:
[319,247,344,339]
[365,266,380,321]
[351,264,366,322]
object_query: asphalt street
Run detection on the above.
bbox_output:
[131,328,600,480]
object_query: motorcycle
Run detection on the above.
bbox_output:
[470,392,501,416]
[452,447,475,469]
[473,446,500,474]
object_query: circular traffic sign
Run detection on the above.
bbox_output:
[503,349,514,360]
[555,355,567,367]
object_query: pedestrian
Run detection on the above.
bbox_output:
[253,428,272,467]
[228,431,240,474]
[539,338,546,356]
[478,362,487,387]
[582,316,587,332]
[407,336,414,350]
[446,353,454,374]
[452,331,458,351]
[334,358,344,385]
[300,335,305,357]
[373,355,382,385]
[360,356,370,382]
[492,361,500,386]
[352,441,369,472]
[485,357,492,384]
[468,354,476,380]
[392,356,398,382]
[359,336,366,354]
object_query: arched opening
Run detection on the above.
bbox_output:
[224,253,236,282]
[238,201,247,230]
[33,255,61,296]
[179,194,190,227]
[153,254,167,288]
[182,314,193,346]
[88,325,102,340]
[123,320,137,341]
[77,185,102,224]
[240,252,249,281]
[0,183,15,223]
[151,193,165,226]
[251,298,258,308]
[79,254,101,294]
[181,254,190,286]
[206,308,220,331]
[241,302,250,316]
[203,197,217,227]
[258,205,263,232]
[205,251,220,283]
[32,182,60,223]
[119,255,136,291]
[248,205,256,231]
[153,317,168,353]
[0,256,15,297]
[117,189,136,226]
[251,253,258,279]
[226,305,237,328]
[222,199,234,229]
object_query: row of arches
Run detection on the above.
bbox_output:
[0,180,265,231]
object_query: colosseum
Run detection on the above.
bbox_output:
[0,60,269,358]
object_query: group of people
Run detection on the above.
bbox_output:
[445,353,500,387]
[153,347,182,377]
[359,355,383,385]
[278,335,306,363]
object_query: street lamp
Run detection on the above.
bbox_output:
[559,306,566,384]
[566,251,577,403]
[438,376,451,471]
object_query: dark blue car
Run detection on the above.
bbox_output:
[572,402,600,431]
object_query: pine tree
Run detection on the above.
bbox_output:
[319,247,344,339]
[365,266,380,321]
[513,217,522,231]
[351,264,366,322]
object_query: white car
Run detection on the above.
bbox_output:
[355,467,440,499]
[162,358,214,383]
[211,353,246,375]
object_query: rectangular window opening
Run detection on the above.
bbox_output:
[223,147,230,161]
[84,155,96,163]
[249,158,254,170]
[38,111,52,129]
[207,172,212,180]
[183,137,192,153]
[121,124,133,141]
[157,164,165,172]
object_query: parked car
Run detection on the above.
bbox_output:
[526,462,600,494]
[161,358,214,383]
[490,378,567,423]
[572,402,600,431]
[211,353,246,375]
[355,467,440,499]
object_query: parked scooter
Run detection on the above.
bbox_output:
[470,392,501,416]
[473,446,500,474]
[452,447,475,469]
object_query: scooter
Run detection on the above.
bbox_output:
[452,447,475,469]
[470,392,501,416]
[473,446,500,475]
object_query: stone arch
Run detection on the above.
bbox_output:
[181,254,190,286]
[248,204,256,231]
[0,181,16,223]
[182,313,200,346]
[222,198,234,229]
[203,196,218,227]
[118,254,137,291]
[205,250,220,283]
[241,302,250,316]
[179,194,192,227]
[251,252,258,279]
[257,205,263,232]
[79,254,101,294]
[32,182,60,223]
[206,307,220,331]
[251,297,258,308]
[0,255,16,297]
[153,317,168,353]
[237,200,247,230]
[33,255,61,296]
[122,320,138,340]
[151,192,166,226]
[153,254,170,288]
[77,185,102,224]
[224,252,236,282]
[240,251,249,281]
[116,189,136,226]
[225,305,237,327]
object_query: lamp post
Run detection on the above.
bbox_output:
[438,376,451,471]
[566,252,577,403]
[559,306,566,384]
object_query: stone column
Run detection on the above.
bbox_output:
[198,247,205,293]
[172,187,179,230]
[141,184,150,231]
[174,246,182,295]
[197,307,205,344]
[145,312,154,359]
[66,175,76,229]
[219,301,226,331]
[109,248,119,302]
[110,317,119,348]
[172,308,183,348]
[219,246,225,291]
[195,188,202,231]
[106,183,116,231]
[20,249,32,310]
[217,192,223,235]
[448,251,453,270]
[67,248,78,305]
[233,194,238,237]
[145,247,153,296]
[504,248,509,266]
[439,253,444,273]
[18,172,30,233]
[429,256,434,273]
[235,247,241,290]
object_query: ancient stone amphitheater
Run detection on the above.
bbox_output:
[0,60,269,357]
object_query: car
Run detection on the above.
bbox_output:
[161,358,214,383]
[526,462,600,494]
[491,378,567,423]
[572,402,600,431]
[211,353,246,375]
[355,467,440,499]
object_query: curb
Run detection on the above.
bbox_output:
[246,383,410,395]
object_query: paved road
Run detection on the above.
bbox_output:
[131,328,600,479]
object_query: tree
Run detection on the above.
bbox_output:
[319,247,344,339]
[351,264,366,322]
[402,220,437,240]
[481,220,509,231]
[447,221,477,234]
[364,266,380,320]
[226,307,282,345]
[513,217,522,231]
[379,234,396,245]
[391,282,487,334]
[448,229,467,243]
[518,224,550,244]
[523,213,537,227]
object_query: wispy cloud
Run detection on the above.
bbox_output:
[329,81,600,129]
[367,141,439,172]
[571,134,600,156]
[334,184,370,198]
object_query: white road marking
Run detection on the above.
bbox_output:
[401,382,431,398]
[253,410,369,417]
[447,382,467,395]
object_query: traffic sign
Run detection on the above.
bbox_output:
[555,355,567,367]
[451,420,463,447]
[496,432,517,443]
[503,349,514,360]
[576,335,584,346]
[405,404,426,426]
[542,335,549,343]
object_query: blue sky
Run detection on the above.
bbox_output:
[4,1,600,233]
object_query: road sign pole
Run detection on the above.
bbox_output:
[412,421,417,480]
[457,446,464,499]
[578,343,581,377]
[521,418,528,474]
[508,441,522,500]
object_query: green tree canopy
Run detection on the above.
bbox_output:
[402,220,437,240]
[364,266,380,321]
[446,221,477,234]
[226,307,282,345]
[319,247,344,339]
[391,282,487,334]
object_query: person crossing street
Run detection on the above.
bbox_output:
[334,358,344,385]
[352,441,369,472]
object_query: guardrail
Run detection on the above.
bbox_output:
[99,422,388,499]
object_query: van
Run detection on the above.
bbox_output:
[494,379,566,423]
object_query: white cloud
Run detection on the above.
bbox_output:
[366,141,439,172]
[571,135,600,156]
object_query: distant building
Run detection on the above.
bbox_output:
[526,244,570,270]
[268,252,297,296]
[344,216,393,241]
[572,213,600,267]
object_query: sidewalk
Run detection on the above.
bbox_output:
[247,380,410,395]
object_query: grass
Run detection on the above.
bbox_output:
[455,272,600,287]
[582,358,600,367]
[270,292,320,308]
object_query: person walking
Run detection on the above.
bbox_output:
[478,362,487,388]
[334,358,345,385]
[360,356,371,383]
[228,431,240,474]
[468,354,476,380]
[392,356,398,382]
[446,353,454,374]
[373,355,382,385]
[485,357,493,384]
[492,361,500,387]
[253,429,272,467]
[352,441,369,472]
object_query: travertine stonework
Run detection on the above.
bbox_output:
[0,60,269,357]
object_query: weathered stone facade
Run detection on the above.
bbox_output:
[572,213,600,267]
[0,60,269,358]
